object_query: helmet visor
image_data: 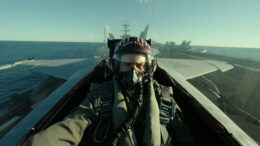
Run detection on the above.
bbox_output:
[113,53,153,73]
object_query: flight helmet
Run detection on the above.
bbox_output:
[112,37,156,78]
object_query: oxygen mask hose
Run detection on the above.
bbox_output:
[111,79,143,146]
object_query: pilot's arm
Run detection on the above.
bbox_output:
[23,94,97,146]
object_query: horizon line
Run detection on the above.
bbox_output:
[0,39,260,49]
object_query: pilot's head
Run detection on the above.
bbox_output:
[112,37,156,87]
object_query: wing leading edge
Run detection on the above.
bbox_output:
[157,58,233,80]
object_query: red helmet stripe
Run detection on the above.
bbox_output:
[113,37,152,57]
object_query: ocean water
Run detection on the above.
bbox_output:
[0,41,106,100]
[192,46,260,62]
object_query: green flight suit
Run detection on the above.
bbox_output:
[23,79,195,146]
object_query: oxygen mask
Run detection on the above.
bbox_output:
[120,67,144,89]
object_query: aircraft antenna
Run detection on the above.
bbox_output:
[104,27,107,48]
[121,23,130,38]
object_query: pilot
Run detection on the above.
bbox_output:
[23,37,195,146]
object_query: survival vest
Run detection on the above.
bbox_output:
[81,80,179,146]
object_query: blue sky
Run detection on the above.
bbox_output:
[1,0,260,48]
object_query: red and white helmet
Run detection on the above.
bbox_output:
[112,37,156,75]
[113,37,153,61]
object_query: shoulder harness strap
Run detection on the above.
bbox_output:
[159,85,176,124]
[159,85,177,146]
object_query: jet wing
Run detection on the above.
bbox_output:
[8,58,102,80]
[157,58,233,80]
